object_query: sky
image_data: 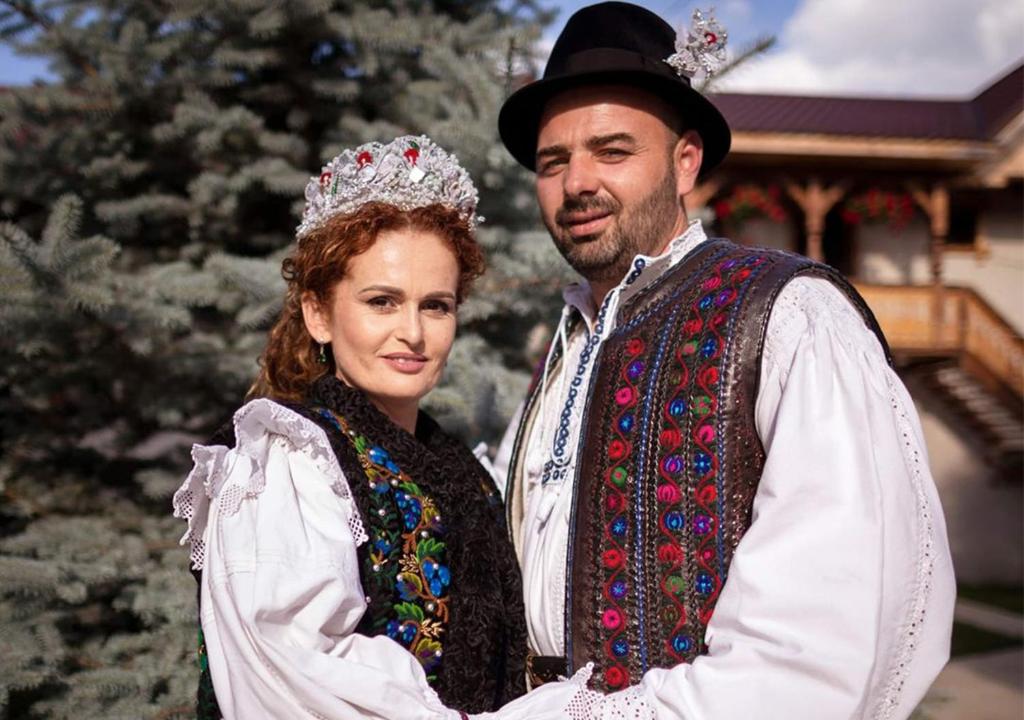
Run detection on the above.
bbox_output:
[539,0,1024,97]
[1,1,1021,97]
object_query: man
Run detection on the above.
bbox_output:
[489,3,955,718]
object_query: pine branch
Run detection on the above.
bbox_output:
[0,0,99,77]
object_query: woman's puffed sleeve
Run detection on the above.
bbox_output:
[175,399,461,720]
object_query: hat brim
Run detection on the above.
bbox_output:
[498,69,731,177]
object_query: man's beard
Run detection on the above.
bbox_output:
[544,167,680,286]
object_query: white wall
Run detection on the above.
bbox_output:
[910,384,1023,585]
[735,218,795,252]
[944,208,1024,334]
[855,219,932,284]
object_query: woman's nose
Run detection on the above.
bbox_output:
[395,306,424,347]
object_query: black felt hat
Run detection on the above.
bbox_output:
[498,1,731,174]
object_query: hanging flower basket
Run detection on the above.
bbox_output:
[713,184,788,227]
[841,189,915,231]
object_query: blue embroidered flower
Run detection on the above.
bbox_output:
[700,337,718,358]
[612,638,629,657]
[699,294,714,310]
[664,510,685,531]
[373,481,390,495]
[669,398,687,416]
[610,516,628,537]
[385,459,401,475]
[398,622,417,645]
[696,571,714,595]
[627,360,645,380]
[368,446,390,467]
[386,619,401,639]
[610,580,628,599]
[423,561,451,596]
[396,492,422,530]
[373,537,392,554]
[693,452,712,475]
[618,413,635,433]
[672,634,693,654]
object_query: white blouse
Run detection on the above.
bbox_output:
[173,399,463,720]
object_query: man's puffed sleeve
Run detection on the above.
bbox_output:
[484,278,955,720]
[175,400,460,720]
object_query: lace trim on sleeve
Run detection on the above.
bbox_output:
[871,374,936,720]
[172,398,368,571]
[172,443,231,571]
[555,664,656,720]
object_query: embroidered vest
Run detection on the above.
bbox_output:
[506,240,889,692]
[194,377,527,717]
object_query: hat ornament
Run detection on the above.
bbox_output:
[296,135,480,241]
[665,8,728,79]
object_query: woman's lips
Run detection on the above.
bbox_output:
[563,211,612,237]
[382,353,428,374]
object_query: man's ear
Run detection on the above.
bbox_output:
[674,130,704,198]
[300,291,330,344]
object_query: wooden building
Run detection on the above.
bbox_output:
[696,64,1024,581]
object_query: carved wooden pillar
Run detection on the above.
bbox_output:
[785,179,846,263]
[908,183,950,286]
[909,183,950,343]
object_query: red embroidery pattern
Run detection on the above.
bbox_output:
[598,336,644,688]
[595,252,769,680]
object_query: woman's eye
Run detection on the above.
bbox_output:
[367,296,395,309]
[423,300,453,315]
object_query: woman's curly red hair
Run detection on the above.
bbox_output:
[249,202,485,402]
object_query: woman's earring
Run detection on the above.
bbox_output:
[317,342,328,365]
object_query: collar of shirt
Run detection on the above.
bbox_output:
[561,219,709,333]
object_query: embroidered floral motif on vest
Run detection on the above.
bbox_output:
[314,407,451,679]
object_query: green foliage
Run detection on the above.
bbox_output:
[0,0,562,716]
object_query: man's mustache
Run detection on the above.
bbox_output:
[555,195,621,228]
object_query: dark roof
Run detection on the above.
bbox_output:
[712,63,1023,141]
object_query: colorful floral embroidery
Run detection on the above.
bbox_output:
[592,248,770,685]
[317,408,450,680]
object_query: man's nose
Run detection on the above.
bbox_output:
[563,155,600,197]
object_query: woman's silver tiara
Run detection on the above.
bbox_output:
[296,135,480,241]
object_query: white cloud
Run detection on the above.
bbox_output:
[722,0,753,23]
[718,0,1024,97]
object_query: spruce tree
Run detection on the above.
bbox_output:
[0,1,567,716]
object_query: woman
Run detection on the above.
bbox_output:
[173,136,527,719]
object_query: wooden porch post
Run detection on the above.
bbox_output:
[909,183,950,343]
[785,179,846,263]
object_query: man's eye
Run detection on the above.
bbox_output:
[600,148,629,159]
[538,157,567,175]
